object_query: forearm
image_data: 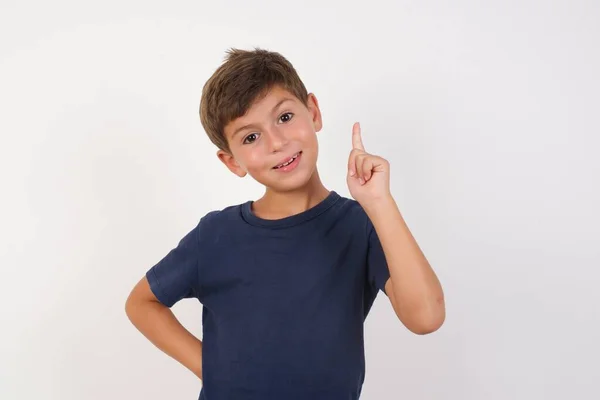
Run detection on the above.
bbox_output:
[126,299,203,379]
[364,195,445,331]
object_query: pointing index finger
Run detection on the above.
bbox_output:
[352,122,365,151]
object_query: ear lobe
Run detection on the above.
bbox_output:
[216,150,247,177]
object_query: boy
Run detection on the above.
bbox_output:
[125,48,445,400]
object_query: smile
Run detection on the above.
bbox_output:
[273,151,302,171]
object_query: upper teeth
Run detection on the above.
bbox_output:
[276,153,299,168]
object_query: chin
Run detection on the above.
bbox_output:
[261,164,317,193]
[264,176,312,193]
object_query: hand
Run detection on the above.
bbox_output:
[346,122,391,207]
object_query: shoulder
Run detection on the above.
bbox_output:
[336,194,365,214]
[195,202,245,239]
[331,192,372,234]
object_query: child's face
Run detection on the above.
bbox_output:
[218,85,323,192]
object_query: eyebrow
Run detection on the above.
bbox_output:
[231,97,295,138]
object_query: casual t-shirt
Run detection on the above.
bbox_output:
[146,190,390,400]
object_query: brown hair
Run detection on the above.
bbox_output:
[199,47,309,153]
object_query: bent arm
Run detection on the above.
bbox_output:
[365,196,445,334]
[125,276,203,379]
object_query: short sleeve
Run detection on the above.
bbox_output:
[146,221,201,307]
[367,219,391,296]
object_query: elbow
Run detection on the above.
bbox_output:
[124,293,135,321]
[124,289,140,322]
[408,312,445,335]
[403,299,446,335]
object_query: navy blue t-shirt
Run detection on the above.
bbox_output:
[146,191,390,400]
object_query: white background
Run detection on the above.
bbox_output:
[1,1,599,399]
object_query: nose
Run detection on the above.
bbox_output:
[265,126,289,153]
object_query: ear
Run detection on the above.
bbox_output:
[217,149,247,177]
[306,93,323,133]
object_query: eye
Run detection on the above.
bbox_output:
[279,112,294,123]
[243,133,259,144]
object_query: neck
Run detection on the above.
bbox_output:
[252,169,330,220]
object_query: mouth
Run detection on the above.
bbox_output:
[272,151,302,171]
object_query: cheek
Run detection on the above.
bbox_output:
[295,120,317,140]
[299,128,319,149]
[244,150,271,173]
